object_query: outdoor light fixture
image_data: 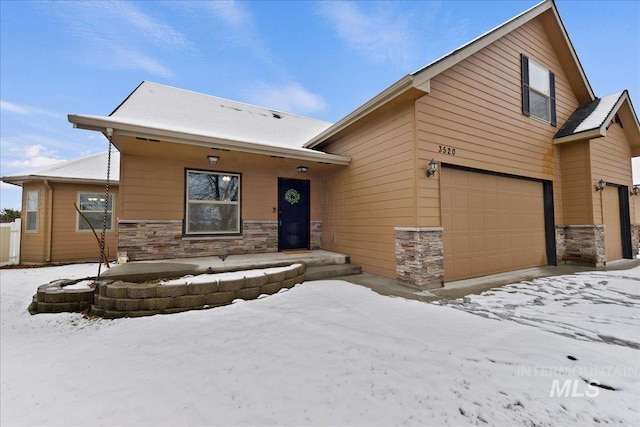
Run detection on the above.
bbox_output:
[208,155,219,164]
[297,166,308,173]
[425,159,438,178]
[595,179,607,192]
[631,185,640,196]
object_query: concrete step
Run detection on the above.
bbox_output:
[304,263,362,281]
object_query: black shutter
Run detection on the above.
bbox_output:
[549,71,557,127]
[521,54,530,116]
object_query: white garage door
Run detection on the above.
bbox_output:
[441,168,547,282]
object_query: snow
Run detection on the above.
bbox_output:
[159,264,300,285]
[107,81,332,150]
[573,91,623,133]
[2,264,639,426]
[1,151,120,183]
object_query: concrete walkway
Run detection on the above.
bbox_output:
[338,258,640,302]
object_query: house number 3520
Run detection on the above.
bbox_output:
[438,145,456,155]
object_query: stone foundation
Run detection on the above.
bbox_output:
[561,225,606,266]
[555,226,566,263]
[311,220,322,250]
[395,227,444,290]
[632,224,639,258]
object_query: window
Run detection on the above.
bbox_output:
[77,193,113,231]
[25,191,38,232]
[521,55,556,126]
[185,170,241,235]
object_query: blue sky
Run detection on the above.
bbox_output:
[1,0,639,210]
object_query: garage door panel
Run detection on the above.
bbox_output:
[442,167,547,282]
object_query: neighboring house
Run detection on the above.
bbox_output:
[68,0,639,289]
[1,152,120,264]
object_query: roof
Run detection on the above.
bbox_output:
[69,82,350,165]
[553,90,640,151]
[304,0,594,149]
[0,151,120,187]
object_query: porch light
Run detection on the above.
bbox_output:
[426,159,438,178]
[631,185,640,196]
[595,179,607,192]
[297,166,308,173]
[208,155,219,164]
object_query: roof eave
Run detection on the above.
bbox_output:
[69,114,351,166]
[553,128,603,144]
[1,176,119,187]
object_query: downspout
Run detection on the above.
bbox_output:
[44,180,53,262]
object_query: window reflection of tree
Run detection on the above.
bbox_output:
[189,172,239,232]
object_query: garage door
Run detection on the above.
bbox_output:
[441,167,547,282]
[602,187,622,261]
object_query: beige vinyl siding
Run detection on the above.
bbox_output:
[416,17,575,227]
[602,187,622,261]
[320,100,415,278]
[560,141,593,224]
[49,183,118,263]
[116,138,328,223]
[20,183,46,263]
[589,123,634,225]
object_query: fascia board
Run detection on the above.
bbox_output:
[69,114,351,166]
[553,128,603,144]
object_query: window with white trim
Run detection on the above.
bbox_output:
[185,170,241,235]
[521,55,556,126]
[77,193,113,231]
[25,191,38,232]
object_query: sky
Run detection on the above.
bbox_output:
[1,0,639,211]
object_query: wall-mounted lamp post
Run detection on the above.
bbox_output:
[208,155,219,164]
[297,166,308,173]
[595,179,607,192]
[425,159,438,178]
[631,185,640,196]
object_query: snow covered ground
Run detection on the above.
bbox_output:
[1,264,639,426]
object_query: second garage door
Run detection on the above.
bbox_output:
[441,167,547,282]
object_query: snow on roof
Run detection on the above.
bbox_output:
[555,91,624,138]
[1,151,120,185]
[109,81,332,150]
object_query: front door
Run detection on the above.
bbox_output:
[278,178,310,251]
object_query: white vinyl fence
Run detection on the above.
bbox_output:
[0,219,21,266]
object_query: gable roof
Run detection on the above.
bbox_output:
[553,90,640,154]
[69,82,350,165]
[304,0,594,149]
[0,151,120,187]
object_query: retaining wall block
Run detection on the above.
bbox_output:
[206,291,235,307]
[294,274,304,284]
[174,294,207,309]
[236,287,261,300]
[187,281,218,295]
[128,284,157,299]
[37,302,81,313]
[126,310,160,318]
[114,298,143,312]
[281,278,296,289]
[43,291,66,304]
[268,271,286,283]
[218,277,246,292]
[105,281,131,299]
[284,267,299,280]
[245,274,268,288]
[141,297,174,311]
[260,281,283,295]
[96,296,116,310]
[155,284,188,298]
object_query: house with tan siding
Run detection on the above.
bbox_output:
[1,152,120,264]
[60,0,639,287]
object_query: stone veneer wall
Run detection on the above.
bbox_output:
[632,224,640,258]
[118,220,280,261]
[561,225,606,266]
[555,226,566,263]
[395,227,444,290]
[119,220,322,260]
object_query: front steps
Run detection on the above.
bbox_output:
[305,263,362,281]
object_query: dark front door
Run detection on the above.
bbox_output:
[278,178,310,251]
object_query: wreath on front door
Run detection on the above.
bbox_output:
[284,188,301,205]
